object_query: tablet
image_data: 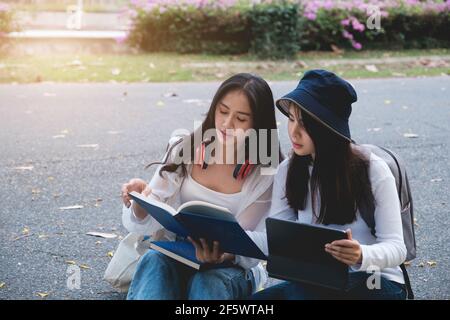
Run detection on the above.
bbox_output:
[266,217,350,290]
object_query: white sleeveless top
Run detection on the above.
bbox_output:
[180,173,243,217]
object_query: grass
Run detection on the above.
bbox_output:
[0,49,448,83]
[247,49,450,61]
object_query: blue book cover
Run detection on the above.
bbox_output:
[128,191,267,260]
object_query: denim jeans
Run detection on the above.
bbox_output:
[127,249,254,300]
[251,272,407,300]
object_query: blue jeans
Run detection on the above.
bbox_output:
[127,249,254,300]
[251,272,407,300]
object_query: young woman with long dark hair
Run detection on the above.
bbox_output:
[119,73,282,300]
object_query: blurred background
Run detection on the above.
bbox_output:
[0,0,449,82]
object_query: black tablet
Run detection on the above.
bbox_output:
[266,217,350,290]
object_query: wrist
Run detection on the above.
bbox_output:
[132,202,148,220]
[223,253,235,263]
[357,250,363,264]
[139,182,148,193]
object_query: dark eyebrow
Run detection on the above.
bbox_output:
[219,102,230,109]
[289,106,303,120]
[219,102,251,117]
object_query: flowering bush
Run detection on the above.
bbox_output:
[126,0,252,54]
[299,0,450,50]
[125,0,450,57]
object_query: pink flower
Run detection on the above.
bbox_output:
[0,3,10,12]
[342,30,354,40]
[323,1,333,10]
[352,41,362,50]
[352,19,365,32]
[305,12,317,20]
[341,18,350,26]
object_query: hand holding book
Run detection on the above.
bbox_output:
[127,191,266,270]
[121,178,152,220]
[121,178,148,207]
[188,237,235,264]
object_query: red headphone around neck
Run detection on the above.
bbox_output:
[195,140,255,180]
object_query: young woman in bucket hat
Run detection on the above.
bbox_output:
[242,70,408,300]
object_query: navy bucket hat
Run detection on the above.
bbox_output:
[276,69,357,142]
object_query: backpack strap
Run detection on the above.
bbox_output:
[400,263,415,300]
[378,146,403,203]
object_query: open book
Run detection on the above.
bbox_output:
[128,191,267,270]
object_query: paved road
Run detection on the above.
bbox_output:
[0,77,449,300]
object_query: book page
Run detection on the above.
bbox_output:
[128,191,189,237]
[150,241,200,270]
[178,200,236,222]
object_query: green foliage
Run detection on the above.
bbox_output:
[127,1,450,58]
[247,2,300,59]
[128,5,250,55]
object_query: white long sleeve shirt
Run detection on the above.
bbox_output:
[121,133,275,289]
[237,152,407,284]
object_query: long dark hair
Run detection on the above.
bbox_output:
[285,109,373,225]
[148,73,283,177]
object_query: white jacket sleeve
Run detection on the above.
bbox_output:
[354,161,407,272]
[121,197,164,236]
[121,137,183,237]
[235,161,296,269]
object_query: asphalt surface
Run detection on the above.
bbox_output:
[0,76,449,300]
